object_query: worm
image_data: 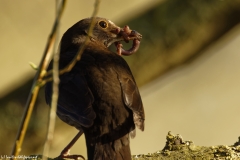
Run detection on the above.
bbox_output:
[115,39,141,56]
[115,25,142,56]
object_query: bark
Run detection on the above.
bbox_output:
[131,132,240,160]
[20,132,240,160]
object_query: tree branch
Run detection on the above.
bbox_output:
[10,0,67,158]
[20,132,240,160]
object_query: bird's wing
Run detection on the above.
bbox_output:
[45,62,96,129]
[116,66,145,132]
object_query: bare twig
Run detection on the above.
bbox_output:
[42,1,62,159]
[11,0,66,158]
[43,0,101,83]
[60,0,101,71]
[40,1,101,159]
[11,0,101,158]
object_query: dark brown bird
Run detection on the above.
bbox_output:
[45,17,145,160]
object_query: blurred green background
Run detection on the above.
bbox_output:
[0,0,240,158]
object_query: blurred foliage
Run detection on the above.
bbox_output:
[0,79,49,154]
[121,0,240,86]
[1,0,240,156]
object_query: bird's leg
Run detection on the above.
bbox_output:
[115,25,142,56]
[60,130,83,155]
[56,130,85,160]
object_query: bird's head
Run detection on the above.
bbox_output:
[60,17,142,55]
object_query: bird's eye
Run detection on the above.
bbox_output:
[99,21,108,28]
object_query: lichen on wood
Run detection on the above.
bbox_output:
[22,132,240,160]
[131,132,240,160]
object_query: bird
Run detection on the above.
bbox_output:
[45,17,145,160]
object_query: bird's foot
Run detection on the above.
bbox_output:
[56,154,85,160]
[55,131,84,159]
[114,25,142,56]
[55,150,85,160]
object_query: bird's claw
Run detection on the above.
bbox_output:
[115,25,142,56]
[56,154,85,160]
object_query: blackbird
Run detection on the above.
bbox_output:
[45,17,145,160]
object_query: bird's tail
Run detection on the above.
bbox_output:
[86,134,132,160]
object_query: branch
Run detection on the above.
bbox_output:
[43,0,101,158]
[42,0,101,84]
[132,132,240,159]
[10,0,67,158]
[19,132,240,160]
[42,0,63,159]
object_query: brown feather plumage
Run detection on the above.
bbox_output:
[45,17,144,160]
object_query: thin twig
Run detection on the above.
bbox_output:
[40,1,101,159]
[67,0,101,70]
[42,1,62,159]
[43,0,101,83]
[10,0,66,158]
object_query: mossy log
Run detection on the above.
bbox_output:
[16,132,240,160]
[131,132,240,160]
